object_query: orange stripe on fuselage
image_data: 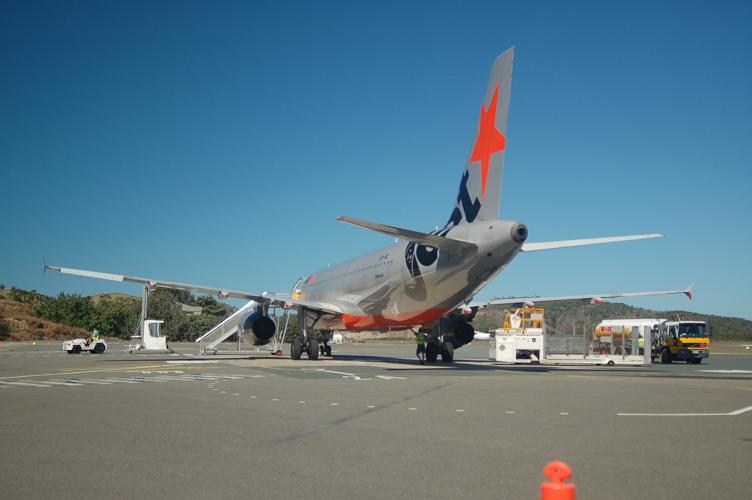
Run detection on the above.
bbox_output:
[341,308,449,330]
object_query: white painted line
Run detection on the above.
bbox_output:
[166,360,219,364]
[272,398,280,401]
[456,409,464,412]
[409,408,416,411]
[220,391,227,394]
[367,405,376,408]
[99,378,142,384]
[330,403,338,406]
[44,381,83,387]
[233,393,239,396]
[618,405,752,417]
[697,369,752,374]
[250,396,256,399]
[304,368,372,381]
[376,375,407,380]
[299,401,306,404]
[0,381,52,388]
[505,411,515,414]
[560,412,569,416]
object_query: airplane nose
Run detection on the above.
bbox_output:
[511,223,528,243]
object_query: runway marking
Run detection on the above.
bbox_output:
[73,379,115,385]
[42,381,82,387]
[618,405,752,417]
[376,375,407,380]
[166,360,219,364]
[409,407,416,411]
[697,370,752,374]
[456,409,465,412]
[0,381,52,388]
[505,411,515,414]
[303,368,372,381]
[0,363,202,380]
[100,378,142,384]
[560,412,569,415]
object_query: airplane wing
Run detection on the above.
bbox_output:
[521,233,662,252]
[43,264,345,315]
[337,216,477,254]
[469,284,694,308]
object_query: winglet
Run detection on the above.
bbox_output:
[684,283,694,300]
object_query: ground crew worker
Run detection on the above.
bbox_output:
[415,331,426,365]
[92,329,100,341]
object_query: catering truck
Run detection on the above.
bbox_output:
[652,320,710,364]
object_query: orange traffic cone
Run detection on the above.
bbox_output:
[541,461,575,500]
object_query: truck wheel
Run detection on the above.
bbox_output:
[660,348,671,364]
[67,349,74,354]
[72,345,82,354]
[92,344,105,354]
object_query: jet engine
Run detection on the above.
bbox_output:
[238,312,276,346]
[436,315,476,348]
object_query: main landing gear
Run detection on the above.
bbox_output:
[290,307,324,360]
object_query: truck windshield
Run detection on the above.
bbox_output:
[678,323,707,337]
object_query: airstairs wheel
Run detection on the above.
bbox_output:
[441,342,454,363]
[307,340,319,360]
[291,339,303,360]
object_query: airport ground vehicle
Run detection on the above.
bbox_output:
[652,320,710,364]
[62,338,107,354]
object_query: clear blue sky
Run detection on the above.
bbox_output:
[2,0,750,319]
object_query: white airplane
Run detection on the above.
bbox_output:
[46,47,693,362]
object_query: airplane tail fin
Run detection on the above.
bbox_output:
[447,47,514,227]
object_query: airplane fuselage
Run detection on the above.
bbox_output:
[300,220,527,330]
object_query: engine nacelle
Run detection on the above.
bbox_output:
[435,316,476,348]
[239,312,276,346]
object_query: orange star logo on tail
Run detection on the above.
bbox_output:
[469,84,506,200]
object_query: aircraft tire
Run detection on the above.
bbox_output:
[291,339,303,360]
[307,340,319,360]
[441,342,454,363]
[425,343,439,363]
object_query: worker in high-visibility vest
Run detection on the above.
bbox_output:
[92,329,101,341]
[415,332,426,365]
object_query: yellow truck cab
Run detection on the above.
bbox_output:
[652,320,710,364]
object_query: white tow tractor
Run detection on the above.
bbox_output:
[62,338,107,354]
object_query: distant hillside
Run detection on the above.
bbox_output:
[473,301,752,340]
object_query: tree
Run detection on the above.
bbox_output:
[0,319,11,340]
[91,295,140,339]
[34,293,94,329]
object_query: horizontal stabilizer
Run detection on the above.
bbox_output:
[470,284,694,309]
[337,216,477,254]
[521,233,663,252]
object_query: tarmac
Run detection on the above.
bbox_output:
[1,340,750,500]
